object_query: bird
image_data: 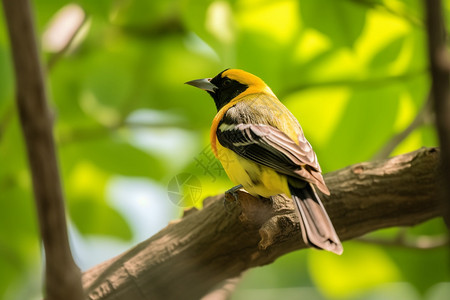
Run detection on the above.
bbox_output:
[185,69,343,255]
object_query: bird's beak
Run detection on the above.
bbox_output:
[185,78,217,92]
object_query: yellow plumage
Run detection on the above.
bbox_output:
[186,68,342,255]
[217,143,289,198]
[214,91,300,198]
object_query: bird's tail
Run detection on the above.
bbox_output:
[288,182,343,255]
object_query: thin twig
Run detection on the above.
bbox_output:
[201,277,242,300]
[280,69,426,98]
[46,8,88,71]
[357,232,449,250]
[373,95,433,160]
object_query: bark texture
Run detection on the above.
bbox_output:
[1,1,84,299]
[424,0,450,227]
[83,147,443,300]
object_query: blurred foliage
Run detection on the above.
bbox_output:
[0,0,449,299]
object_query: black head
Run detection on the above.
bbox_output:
[185,69,249,111]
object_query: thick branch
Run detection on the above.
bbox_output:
[1,1,83,299]
[83,147,443,300]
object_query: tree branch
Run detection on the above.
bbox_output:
[1,1,84,299]
[424,0,450,228]
[82,147,443,300]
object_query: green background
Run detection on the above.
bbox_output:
[0,0,448,299]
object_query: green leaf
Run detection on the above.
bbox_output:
[232,250,311,290]
[284,86,351,149]
[60,136,165,180]
[369,36,406,70]
[110,0,180,29]
[0,186,40,299]
[65,162,133,240]
[75,0,112,18]
[308,243,401,298]
[387,245,449,294]
[69,196,133,240]
[300,0,367,48]
[181,0,220,56]
[321,87,400,171]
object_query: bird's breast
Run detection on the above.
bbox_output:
[216,141,289,198]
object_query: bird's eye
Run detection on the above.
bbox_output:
[222,78,232,87]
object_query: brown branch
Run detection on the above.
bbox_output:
[82,147,443,300]
[424,0,450,228]
[1,1,84,300]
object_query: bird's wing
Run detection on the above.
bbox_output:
[216,122,329,195]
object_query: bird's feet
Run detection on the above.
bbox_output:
[223,184,243,212]
[225,184,243,201]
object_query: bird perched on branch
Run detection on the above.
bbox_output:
[186,69,343,255]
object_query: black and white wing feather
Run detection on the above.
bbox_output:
[217,122,329,194]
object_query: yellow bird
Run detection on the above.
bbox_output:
[186,69,343,255]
